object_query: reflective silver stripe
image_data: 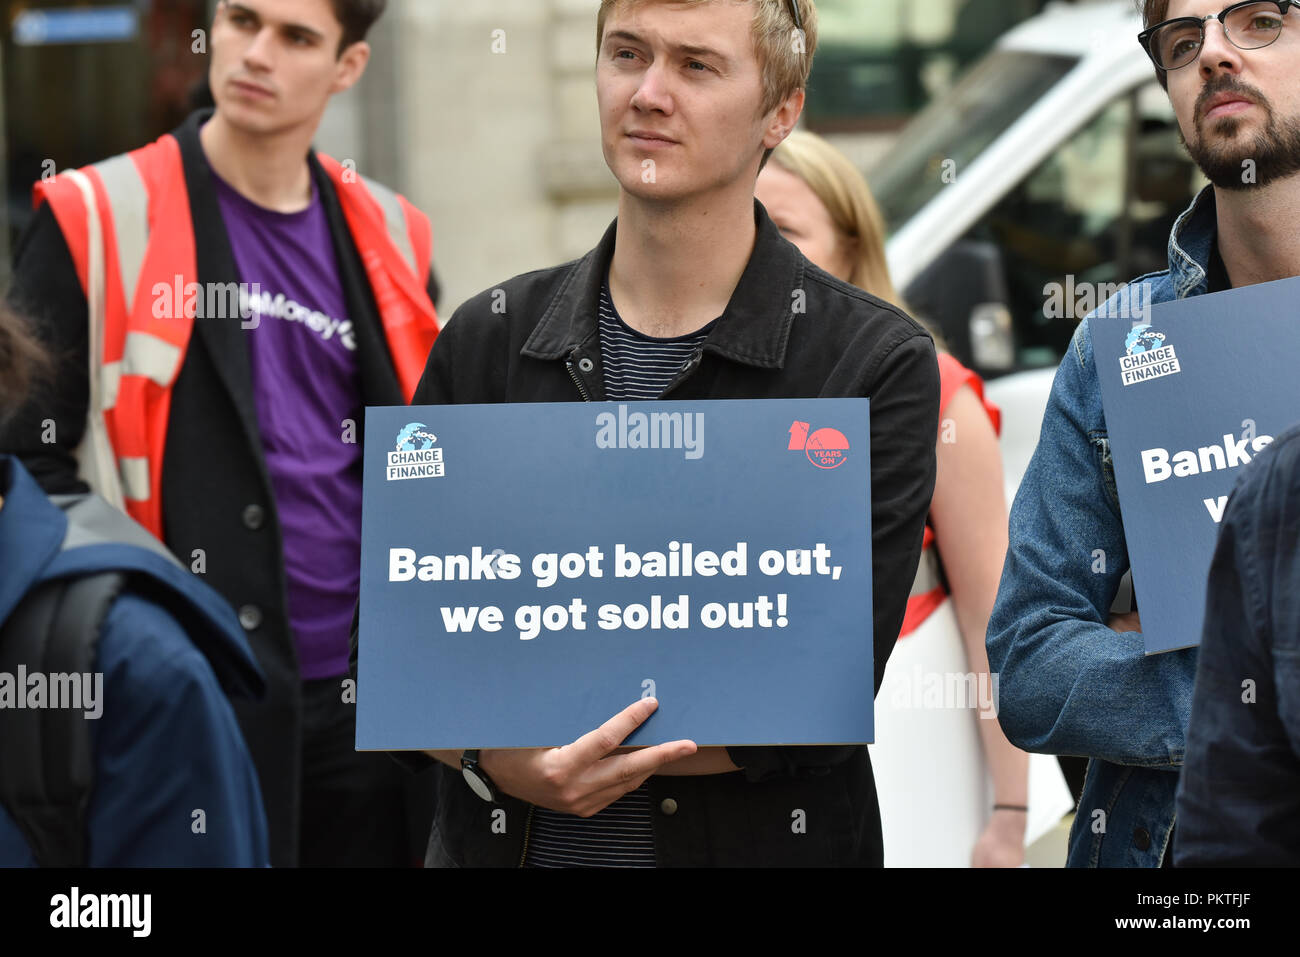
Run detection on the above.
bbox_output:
[361,175,418,278]
[909,546,943,599]
[64,169,127,512]
[118,457,151,503]
[102,360,122,411]
[92,153,150,311]
[121,331,183,387]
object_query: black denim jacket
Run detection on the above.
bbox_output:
[1176,423,1300,866]
[371,201,938,866]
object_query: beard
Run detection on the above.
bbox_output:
[1181,76,1300,191]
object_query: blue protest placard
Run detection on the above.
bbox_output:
[356,399,872,750]
[1095,275,1300,654]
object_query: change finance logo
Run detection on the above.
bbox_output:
[387,422,445,482]
[789,421,850,470]
[1120,325,1181,386]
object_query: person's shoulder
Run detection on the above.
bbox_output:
[441,255,590,338]
[801,260,931,342]
[96,592,216,693]
[1263,423,1300,461]
[12,199,75,270]
[1229,423,1300,512]
[1074,269,1179,364]
[935,350,974,384]
[92,589,255,750]
[327,165,423,217]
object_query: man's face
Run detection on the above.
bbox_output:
[596,1,798,203]
[209,0,368,136]
[1164,0,1300,189]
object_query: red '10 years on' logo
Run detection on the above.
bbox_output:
[788,421,851,470]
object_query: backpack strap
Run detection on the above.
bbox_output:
[0,571,126,867]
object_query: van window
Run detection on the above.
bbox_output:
[963,83,1202,368]
[868,50,1076,230]
[805,0,1051,132]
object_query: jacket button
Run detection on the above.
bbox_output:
[238,605,263,631]
[578,357,595,373]
[242,504,265,530]
[659,798,678,816]
[1133,827,1151,851]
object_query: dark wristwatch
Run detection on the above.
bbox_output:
[460,749,498,803]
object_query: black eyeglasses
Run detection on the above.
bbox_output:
[1139,0,1295,72]
[787,0,804,34]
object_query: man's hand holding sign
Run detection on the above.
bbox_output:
[425,699,708,818]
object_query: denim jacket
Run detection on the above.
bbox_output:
[986,186,1219,867]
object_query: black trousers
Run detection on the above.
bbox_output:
[298,675,435,867]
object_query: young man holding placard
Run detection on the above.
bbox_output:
[374,0,939,867]
[987,0,1300,867]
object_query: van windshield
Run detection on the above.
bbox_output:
[869,50,1077,231]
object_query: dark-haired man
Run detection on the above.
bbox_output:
[1,0,440,866]
[988,0,1300,867]
[367,0,939,868]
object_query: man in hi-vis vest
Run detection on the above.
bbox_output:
[0,0,440,867]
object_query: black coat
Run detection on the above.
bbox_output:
[368,202,940,866]
[2,109,438,867]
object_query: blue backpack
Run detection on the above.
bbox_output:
[0,566,124,866]
[0,493,263,867]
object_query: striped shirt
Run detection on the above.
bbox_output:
[597,282,713,400]
[523,281,716,868]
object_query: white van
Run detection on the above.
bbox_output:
[873,0,1204,383]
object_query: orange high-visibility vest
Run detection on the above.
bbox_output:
[33,133,439,539]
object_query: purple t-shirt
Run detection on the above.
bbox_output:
[213,169,362,680]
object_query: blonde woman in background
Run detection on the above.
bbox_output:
[757,130,1041,868]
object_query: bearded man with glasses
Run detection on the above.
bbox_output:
[986,0,1300,868]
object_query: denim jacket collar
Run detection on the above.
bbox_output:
[521,199,802,370]
[1167,185,1218,300]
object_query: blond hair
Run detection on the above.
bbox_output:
[768,130,907,308]
[596,0,819,116]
